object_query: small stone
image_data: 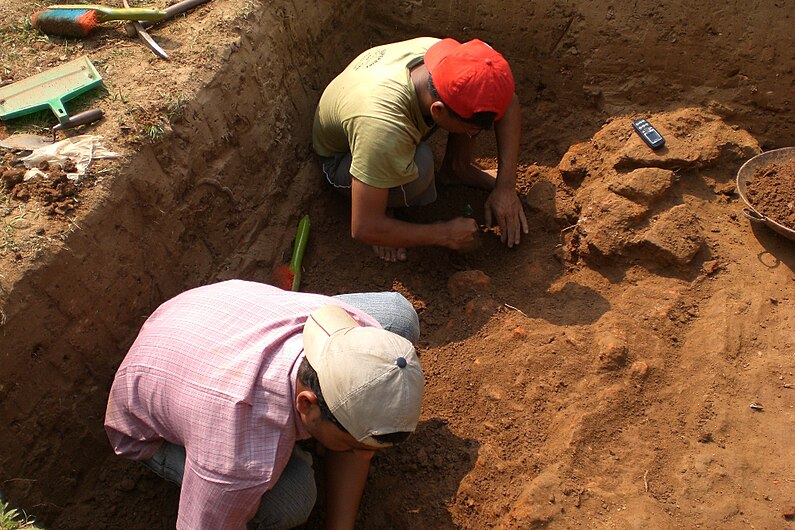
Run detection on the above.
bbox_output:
[635,205,704,266]
[557,141,591,182]
[447,270,491,296]
[630,360,650,380]
[702,260,720,275]
[595,331,629,371]
[1,168,24,189]
[608,168,674,204]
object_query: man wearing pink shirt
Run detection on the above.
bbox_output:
[105,280,424,529]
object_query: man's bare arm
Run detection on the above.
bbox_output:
[350,178,478,250]
[324,449,374,530]
[487,93,528,246]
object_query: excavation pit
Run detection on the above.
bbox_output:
[1,1,794,528]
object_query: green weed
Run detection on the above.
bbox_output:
[0,15,48,52]
[0,498,43,530]
[164,93,187,121]
[144,122,166,142]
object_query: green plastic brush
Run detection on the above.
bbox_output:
[272,215,311,292]
[32,5,167,37]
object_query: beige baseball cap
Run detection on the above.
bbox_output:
[303,305,424,448]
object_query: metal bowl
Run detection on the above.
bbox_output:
[735,146,795,241]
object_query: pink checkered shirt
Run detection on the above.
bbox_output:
[104,280,378,529]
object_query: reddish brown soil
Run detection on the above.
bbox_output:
[1,1,794,530]
[747,158,795,230]
[302,109,795,529]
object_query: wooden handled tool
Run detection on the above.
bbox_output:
[32,5,166,37]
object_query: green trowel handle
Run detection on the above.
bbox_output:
[96,6,166,21]
[289,215,311,292]
[52,108,104,133]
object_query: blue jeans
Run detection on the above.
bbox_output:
[334,291,420,344]
[141,291,419,529]
[320,142,437,208]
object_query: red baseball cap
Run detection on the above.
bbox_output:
[424,38,515,120]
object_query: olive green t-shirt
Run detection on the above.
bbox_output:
[312,37,438,189]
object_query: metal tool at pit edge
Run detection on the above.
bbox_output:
[123,0,211,60]
[123,0,168,59]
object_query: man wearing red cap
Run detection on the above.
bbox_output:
[313,37,528,262]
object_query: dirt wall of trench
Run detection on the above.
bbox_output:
[369,0,795,163]
[0,0,370,525]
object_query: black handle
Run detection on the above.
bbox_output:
[52,109,104,133]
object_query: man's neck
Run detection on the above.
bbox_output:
[410,64,434,123]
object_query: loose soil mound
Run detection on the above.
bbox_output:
[747,158,795,230]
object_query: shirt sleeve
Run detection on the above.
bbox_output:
[346,117,419,188]
[176,457,266,530]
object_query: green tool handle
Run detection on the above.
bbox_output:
[289,215,311,292]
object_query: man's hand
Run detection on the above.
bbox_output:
[351,178,481,254]
[484,187,529,247]
[444,217,480,251]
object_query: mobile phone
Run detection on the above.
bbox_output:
[632,118,665,150]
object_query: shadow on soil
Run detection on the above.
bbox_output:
[308,418,478,529]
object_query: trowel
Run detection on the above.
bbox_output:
[0,55,105,140]
[0,134,53,151]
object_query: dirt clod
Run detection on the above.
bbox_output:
[447,270,491,296]
[1,167,24,189]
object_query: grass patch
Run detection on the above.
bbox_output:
[0,498,43,530]
[0,198,26,256]
[143,121,166,142]
[0,14,49,64]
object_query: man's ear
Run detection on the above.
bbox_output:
[295,390,318,416]
[430,100,446,121]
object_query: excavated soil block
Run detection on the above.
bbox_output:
[747,158,795,230]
